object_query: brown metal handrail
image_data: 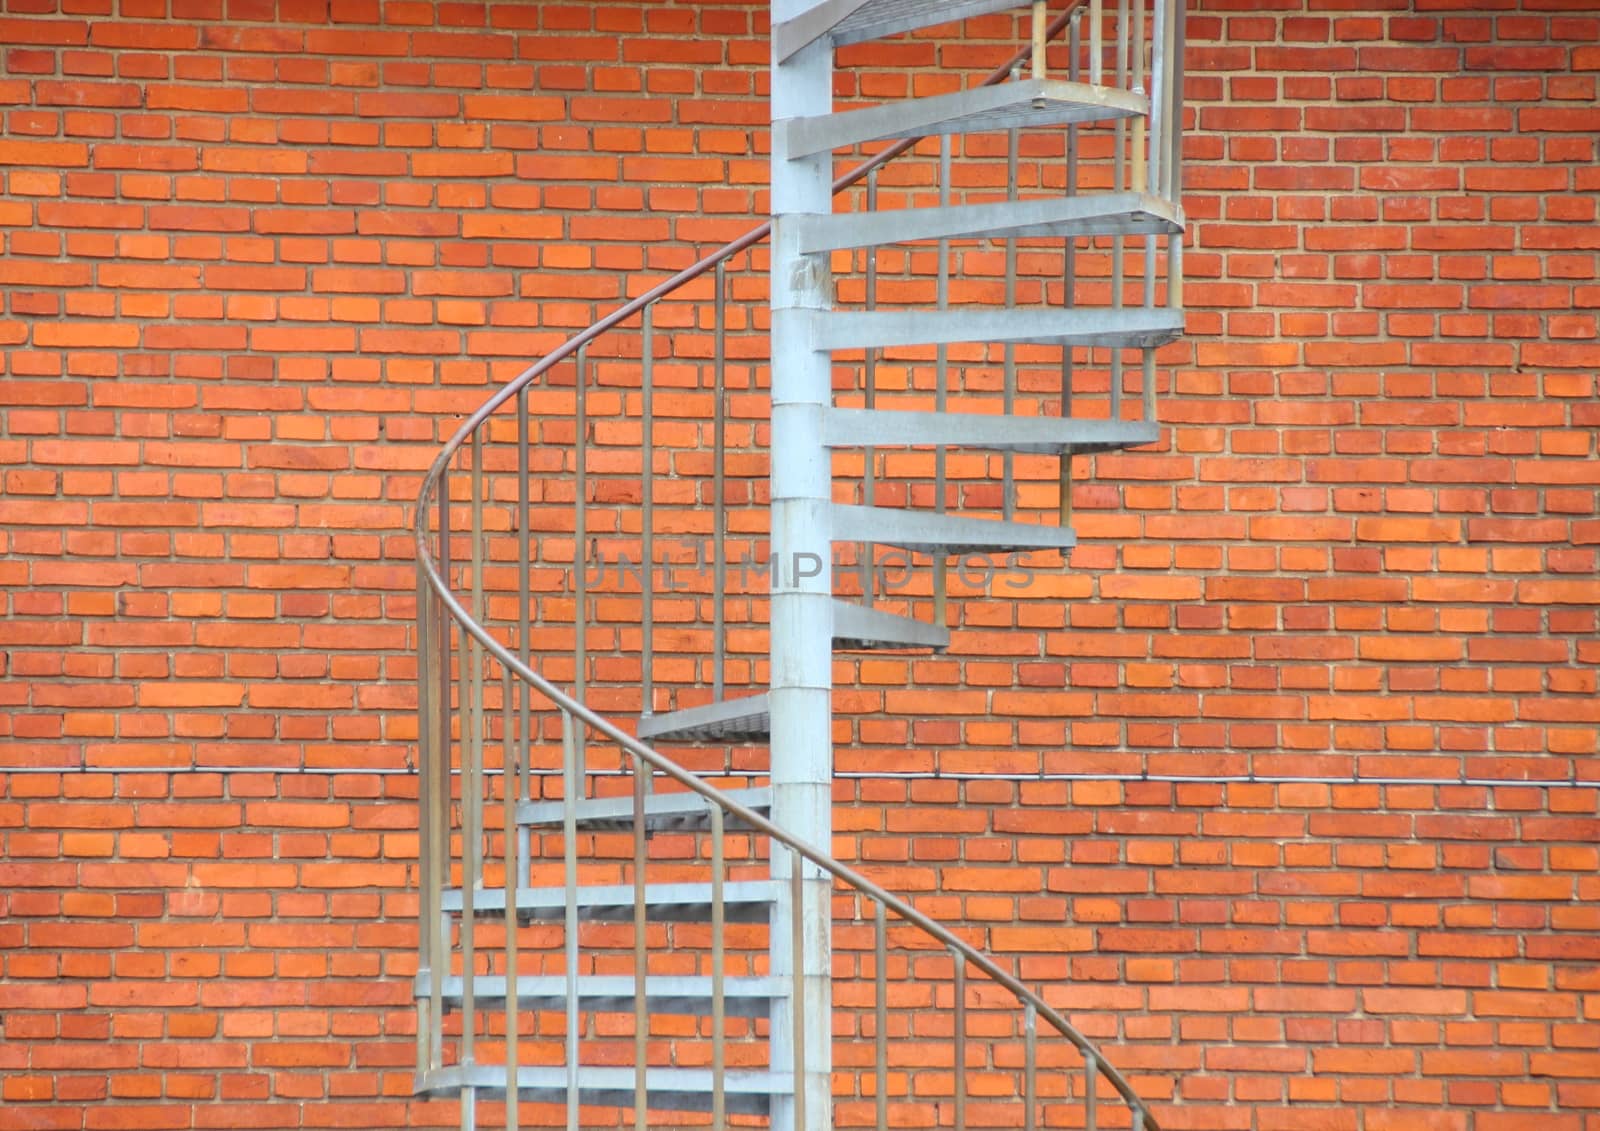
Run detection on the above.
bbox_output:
[414,3,1171,1127]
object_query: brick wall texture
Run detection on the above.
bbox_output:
[2,0,1598,1129]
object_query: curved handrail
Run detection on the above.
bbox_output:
[414,2,1160,1125]
[412,1,1085,528]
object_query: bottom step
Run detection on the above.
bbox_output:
[418,1064,791,1114]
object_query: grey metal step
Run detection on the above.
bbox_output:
[638,694,771,743]
[775,0,1023,62]
[440,880,779,923]
[636,601,946,743]
[834,503,1075,556]
[832,599,949,650]
[418,1064,790,1114]
[796,190,1183,253]
[781,78,1145,159]
[809,306,1184,353]
[516,787,772,831]
[418,973,783,1018]
[825,408,1160,455]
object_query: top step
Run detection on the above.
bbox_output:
[775,0,1025,62]
[781,79,1145,159]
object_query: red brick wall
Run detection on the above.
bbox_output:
[2,1,1597,1129]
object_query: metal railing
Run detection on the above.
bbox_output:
[413,3,1181,1128]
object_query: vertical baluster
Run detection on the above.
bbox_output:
[712,264,727,701]
[1149,0,1166,199]
[1168,1,1185,314]
[710,805,726,1131]
[1023,1003,1036,1131]
[1137,0,1157,426]
[952,948,966,1131]
[1031,0,1047,80]
[416,570,435,1077]
[933,134,951,628]
[1090,0,1103,85]
[863,171,879,609]
[1003,81,1019,522]
[875,903,887,1131]
[633,763,648,1131]
[562,719,579,1131]
[791,855,807,1131]
[517,382,532,865]
[1109,0,1128,423]
[1059,11,1082,530]
[431,484,450,1076]
[1132,0,1146,191]
[501,669,519,1130]
[463,435,484,1112]
[1084,1050,1098,1131]
[640,308,654,720]
[573,347,588,782]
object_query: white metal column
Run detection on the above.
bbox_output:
[769,7,833,1131]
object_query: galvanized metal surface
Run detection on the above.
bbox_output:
[412,4,1184,1130]
[782,77,1147,157]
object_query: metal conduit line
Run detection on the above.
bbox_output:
[14,766,1591,791]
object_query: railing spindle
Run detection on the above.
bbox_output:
[1090,0,1103,85]
[791,854,806,1131]
[712,264,726,701]
[463,435,484,1089]
[1031,0,1048,80]
[415,571,435,1075]
[711,804,726,1131]
[875,902,887,1131]
[1168,1,1185,313]
[953,947,966,1131]
[501,669,519,1129]
[562,717,579,1131]
[574,346,588,782]
[640,307,654,720]
[633,763,648,1131]
[430,540,448,1075]
[1060,10,1082,529]
[1110,0,1127,423]
[517,383,532,857]
[933,134,951,629]
[862,169,879,609]
[1024,1002,1037,1131]
[1085,1049,1098,1131]
[1004,87,1019,522]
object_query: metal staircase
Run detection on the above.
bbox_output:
[412,2,1184,1129]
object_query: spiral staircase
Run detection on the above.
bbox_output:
[412,1,1186,1128]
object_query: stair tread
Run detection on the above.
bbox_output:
[517,786,772,831]
[810,305,1184,352]
[638,694,772,743]
[782,78,1145,159]
[831,599,949,650]
[797,190,1183,253]
[825,408,1160,455]
[775,0,1022,61]
[440,879,779,922]
[835,503,1075,555]
[420,1064,790,1113]
[420,973,784,1017]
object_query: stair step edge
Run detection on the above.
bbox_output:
[440,879,780,921]
[517,786,772,830]
[782,78,1145,159]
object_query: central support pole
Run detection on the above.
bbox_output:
[769,9,833,1131]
